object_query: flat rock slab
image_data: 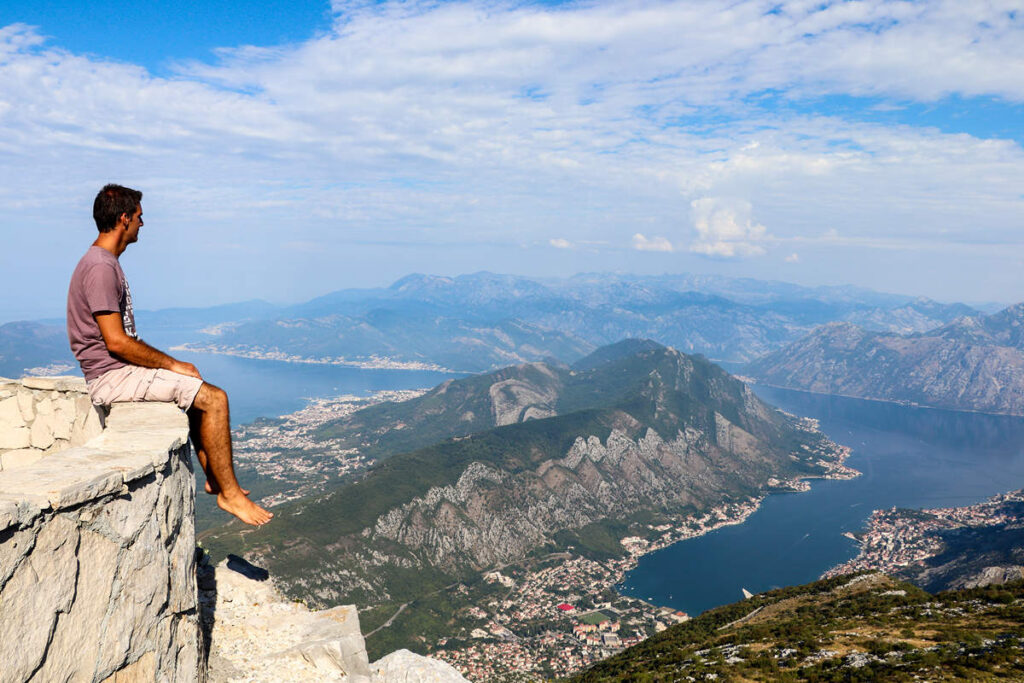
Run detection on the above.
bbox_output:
[21,376,87,392]
[0,462,123,511]
[0,401,188,532]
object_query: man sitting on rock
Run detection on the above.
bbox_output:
[66,183,272,526]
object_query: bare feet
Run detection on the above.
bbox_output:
[205,480,249,496]
[217,491,274,526]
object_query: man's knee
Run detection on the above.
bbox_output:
[193,382,228,412]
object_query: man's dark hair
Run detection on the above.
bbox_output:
[93,184,142,233]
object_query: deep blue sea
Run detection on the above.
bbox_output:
[618,386,1024,615]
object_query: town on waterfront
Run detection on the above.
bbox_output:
[823,489,1024,581]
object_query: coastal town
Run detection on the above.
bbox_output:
[172,342,452,371]
[230,389,427,506]
[823,489,1024,580]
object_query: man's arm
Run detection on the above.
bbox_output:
[94,312,202,379]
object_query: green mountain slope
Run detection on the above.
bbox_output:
[574,573,1024,682]
[202,343,847,654]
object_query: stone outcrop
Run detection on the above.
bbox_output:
[0,377,473,683]
[0,376,104,470]
[200,555,467,683]
[0,399,199,683]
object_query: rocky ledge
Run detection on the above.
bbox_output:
[0,399,199,682]
[199,553,468,683]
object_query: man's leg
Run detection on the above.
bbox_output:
[188,410,248,496]
[190,382,272,526]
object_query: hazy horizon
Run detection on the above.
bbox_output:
[1,268,1011,327]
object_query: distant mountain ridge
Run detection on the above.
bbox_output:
[3,272,985,376]
[202,341,848,655]
[747,303,1024,415]
[169,272,980,372]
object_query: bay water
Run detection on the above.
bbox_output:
[162,345,1024,613]
[618,386,1024,615]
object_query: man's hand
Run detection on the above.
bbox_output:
[94,311,198,375]
[170,360,202,380]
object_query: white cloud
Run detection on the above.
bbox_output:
[549,238,572,249]
[689,198,769,258]
[785,253,800,263]
[1,0,1024,315]
[632,233,674,252]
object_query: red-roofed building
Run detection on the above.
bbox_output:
[556,603,575,612]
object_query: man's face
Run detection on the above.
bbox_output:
[124,205,143,244]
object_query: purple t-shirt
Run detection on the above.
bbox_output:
[66,246,137,382]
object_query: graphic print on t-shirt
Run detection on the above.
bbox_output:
[122,277,137,339]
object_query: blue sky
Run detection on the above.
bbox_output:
[1,0,1023,322]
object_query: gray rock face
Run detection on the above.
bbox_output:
[367,423,787,575]
[202,558,464,683]
[0,400,199,683]
[956,565,1024,589]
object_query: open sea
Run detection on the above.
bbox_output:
[617,386,1024,616]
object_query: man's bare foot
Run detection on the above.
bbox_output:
[217,491,273,526]
[205,480,249,496]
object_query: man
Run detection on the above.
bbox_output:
[67,184,272,526]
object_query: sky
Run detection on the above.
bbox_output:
[1,0,1023,322]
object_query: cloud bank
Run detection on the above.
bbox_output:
[0,0,1022,316]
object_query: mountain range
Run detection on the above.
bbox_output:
[201,340,847,653]
[191,273,979,370]
[0,272,983,377]
[747,303,1024,415]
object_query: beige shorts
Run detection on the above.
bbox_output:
[87,365,204,411]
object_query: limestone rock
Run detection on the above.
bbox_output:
[0,393,200,681]
[370,650,470,683]
[0,426,31,450]
[205,558,372,683]
[21,376,86,392]
[0,396,22,427]
[16,389,34,421]
[0,461,124,510]
[30,412,56,449]
[0,516,79,681]
[0,448,43,469]
[34,526,118,681]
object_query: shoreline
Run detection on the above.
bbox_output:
[749,381,1024,420]
[170,343,460,372]
[611,452,860,604]
[434,458,862,680]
